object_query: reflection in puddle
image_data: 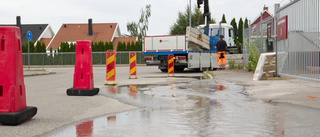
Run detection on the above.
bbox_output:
[76,121,93,137]
[44,80,320,137]
[129,85,137,99]
[107,115,116,121]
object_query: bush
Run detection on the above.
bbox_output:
[245,39,260,72]
[228,57,243,70]
[228,57,236,70]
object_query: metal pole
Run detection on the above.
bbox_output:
[188,0,191,51]
[28,40,30,70]
[243,18,245,54]
[274,4,280,77]
[189,0,191,27]
[260,12,263,53]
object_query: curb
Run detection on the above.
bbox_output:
[23,71,56,77]
[203,71,215,79]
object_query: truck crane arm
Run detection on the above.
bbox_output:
[197,0,211,35]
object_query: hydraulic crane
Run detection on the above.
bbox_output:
[197,0,211,35]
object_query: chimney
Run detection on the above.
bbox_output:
[16,16,21,28]
[88,18,93,36]
[16,16,22,36]
[263,5,268,11]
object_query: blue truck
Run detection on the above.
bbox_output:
[143,23,237,72]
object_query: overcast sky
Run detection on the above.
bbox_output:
[1,0,290,36]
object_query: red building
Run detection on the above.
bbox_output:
[250,6,274,37]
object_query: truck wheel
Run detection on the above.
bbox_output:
[160,69,168,72]
[175,67,184,72]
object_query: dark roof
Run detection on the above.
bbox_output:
[0,24,48,44]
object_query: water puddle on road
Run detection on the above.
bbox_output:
[45,80,320,137]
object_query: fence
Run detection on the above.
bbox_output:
[276,0,320,82]
[243,0,320,82]
[22,51,147,66]
[243,9,275,68]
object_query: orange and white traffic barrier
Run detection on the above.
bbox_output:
[129,52,138,79]
[105,50,117,85]
[168,54,175,77]
[0,26,37,125]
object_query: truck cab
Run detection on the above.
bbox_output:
[198,23,236,53]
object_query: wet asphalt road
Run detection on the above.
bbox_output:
[43,79,320,137]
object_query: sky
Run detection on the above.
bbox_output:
[0,0,291,36]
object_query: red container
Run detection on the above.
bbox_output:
[129,52,137,79]
[0,26,37,125]
[168,54,175,77]
[0,26,26,113]
[67,40,99,96]
[105,50,117,85]
[73,41,94,89]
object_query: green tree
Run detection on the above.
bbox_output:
[169,5,216,35]
[59,42,70,52]
[66,42,70,52]
[135,41,142,51]
[127,4,151,42]
[244,18,249,29]
[92,42,98,51]
[245,39,260,72]
[122,42,126,51]
[221,14,227,23]
[238,18,244,45]
[126,41,132,51]
[108,41,113,50]
[104,41,109,51]
[29,40,35,53]
[98,41,104,51]
[70,43,76,52]
[230,18,238,36]
[131,41,135,49]
[91,42,94,51]
[22,42,27,53]
[127,23,138,39]
[35,41,42,52]
[117,41,123,51]
[230,18,241,45]
[41,42,46,52]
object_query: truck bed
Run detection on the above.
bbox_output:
[143,27,210,55]
[143,35,187,55]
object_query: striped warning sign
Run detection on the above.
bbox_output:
[168,54,174,77]
[105,50,117,85]
[129,52,137,79]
